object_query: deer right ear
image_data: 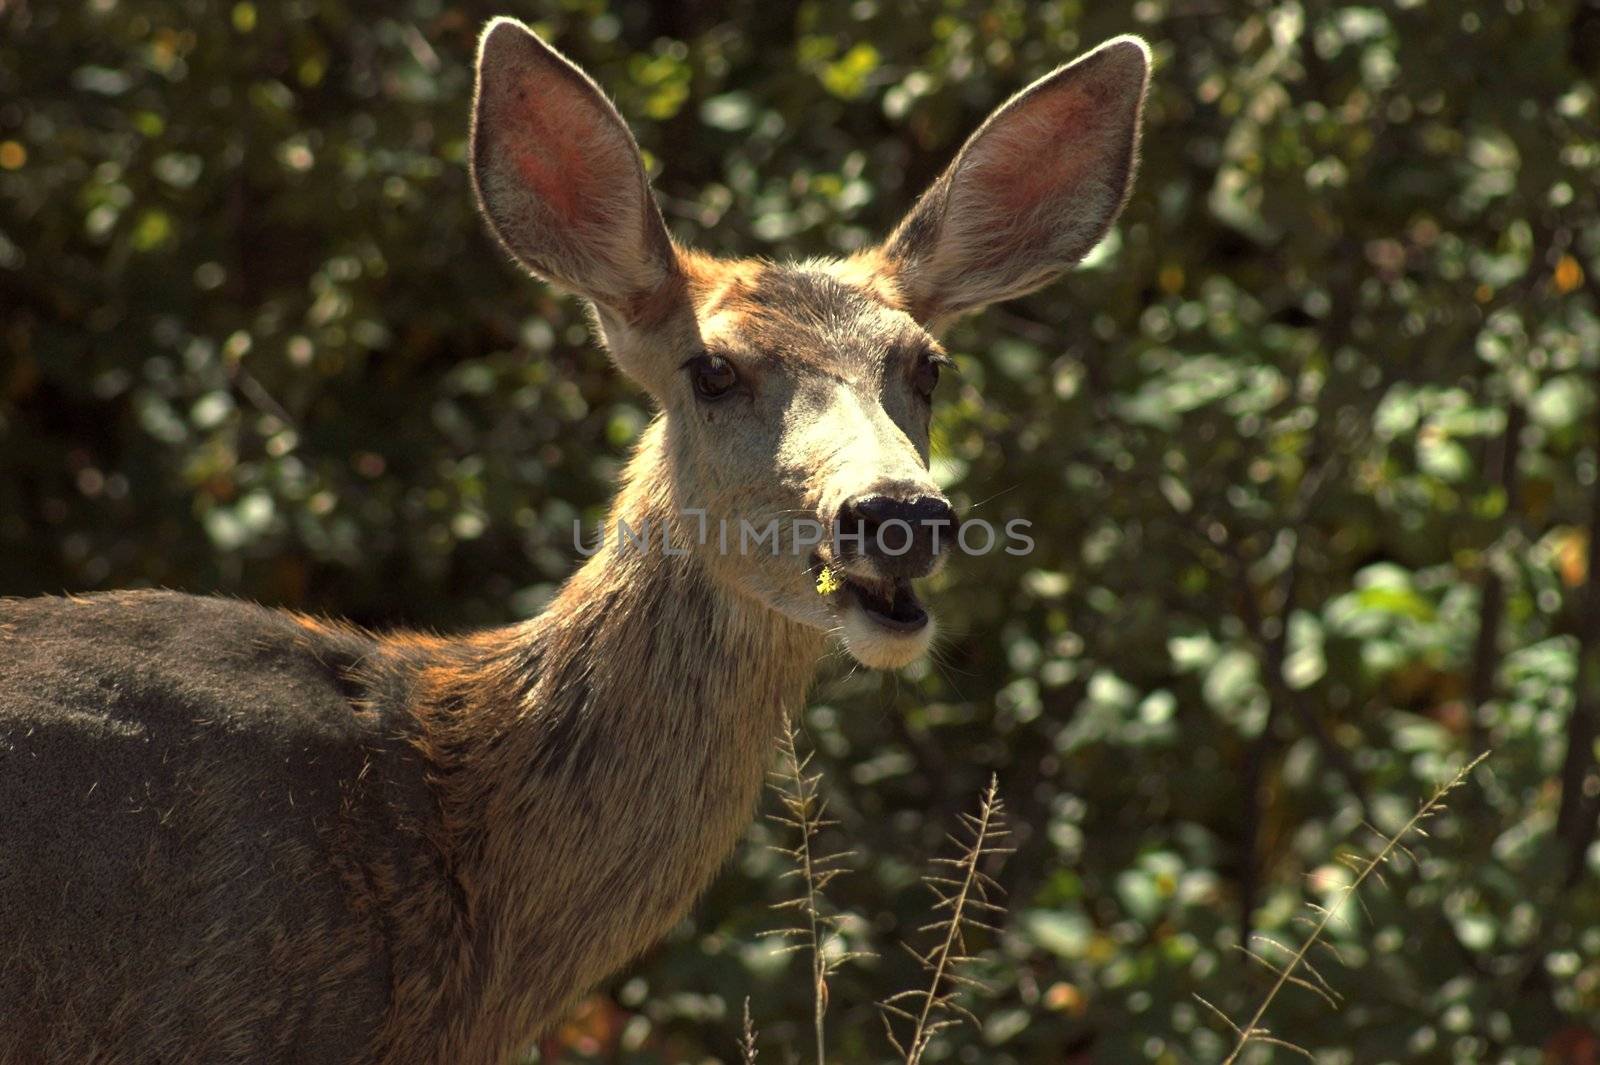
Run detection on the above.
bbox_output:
[881,37,1151,329]
[471,18,682,333]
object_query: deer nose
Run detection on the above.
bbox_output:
[835,489,956,578]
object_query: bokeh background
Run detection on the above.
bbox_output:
[4,0,1600,1062]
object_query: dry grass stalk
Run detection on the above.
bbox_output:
[1206,751,1490,1064]
[880,775,1013,1065]
[764,727,866,1065]
[739,997,760,1065]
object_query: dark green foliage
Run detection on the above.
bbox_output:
[3,0,1599,1061]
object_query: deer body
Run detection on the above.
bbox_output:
[1,438,819,1064]
[0,18,1148,1064]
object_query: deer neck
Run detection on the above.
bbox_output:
[411,417,823,1042]
[527,417,826,744]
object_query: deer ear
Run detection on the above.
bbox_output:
[471,18,681,330]
[882,36,1150,327]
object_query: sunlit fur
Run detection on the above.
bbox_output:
[0,17,1147,1064]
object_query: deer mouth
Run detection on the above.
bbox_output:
[845,576,928,632]
[810,553,929,634]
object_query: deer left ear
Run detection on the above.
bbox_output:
[470,18,683,334]
[881,36,1151,328]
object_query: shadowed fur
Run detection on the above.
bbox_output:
[0,18,1147,1064]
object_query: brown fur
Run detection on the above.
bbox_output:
[0,18,1148,1064]
[0,455,819,1065]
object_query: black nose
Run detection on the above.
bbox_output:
[835,488,956,578]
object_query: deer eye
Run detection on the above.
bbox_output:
[913,353,945,400]
[686,353,738,401]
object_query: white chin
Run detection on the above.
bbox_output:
[840,604,937,670]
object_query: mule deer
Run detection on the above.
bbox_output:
[0,18,1148,1064]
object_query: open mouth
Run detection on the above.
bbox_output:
[811,554,929,634]
[846,577,928,632]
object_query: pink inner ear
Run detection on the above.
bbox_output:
[489,66,621,229]
[969,82,1112,215]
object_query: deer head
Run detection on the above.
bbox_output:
[471,18,1149,671]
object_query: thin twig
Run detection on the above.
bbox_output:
[739,997,760,1065]
[1215,752,1489,1065]
[767,727,863,1065]
[881,776,1012,1064]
